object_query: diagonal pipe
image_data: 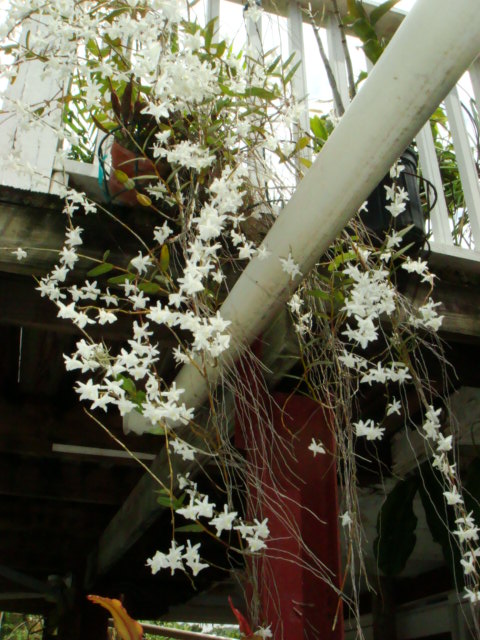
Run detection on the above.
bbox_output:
[125,0,480,435]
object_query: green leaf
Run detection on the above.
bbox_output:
[204,18,216,50]
[281,52,297,71]
[215,39,227,58]
[299,157,312,169]
[87,262,114,277]
[310,115,328,142]
[294,136,310,153]
[374,476,419,576]
[138,282,163,294]
[118,375,136,396]
[267,54,282,74]
[159,244,170,272]
[328,251,357,271]
[284,60,302,86]
[107,273,136,285]
[244,86,277,101]
[307,289,330,301]
[157,495,175,507]
[347,0,368,20]
[370,0,401,25]
[103,249,111,262]
[362,39,384,64]
[176,524,204,533]
[351,18,378,42]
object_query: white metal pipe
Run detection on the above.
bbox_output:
[125,0,480,433]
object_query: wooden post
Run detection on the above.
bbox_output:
[236,386,344,639]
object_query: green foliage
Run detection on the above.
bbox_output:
[143,621,241,639]
[0,613,43,639]
[343,0,401,63]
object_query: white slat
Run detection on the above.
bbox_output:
[444,86,480,249]
[206,0,220,40]
[468,55,480,106]
[325,13,349,112]
[415,122,453,245]
[287,1,311,151]
[0,25,60,193]
[245,5,262,59]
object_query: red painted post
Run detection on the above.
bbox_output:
[236,388,343,640]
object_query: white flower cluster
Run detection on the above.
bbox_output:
[420,406,480,599]
[147,540,208,576]
[146,474,270,578]
[341,262,396,349]
[174,475,270,554]
[287,291,312,336]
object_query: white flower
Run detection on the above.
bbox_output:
[130,252,153,274]
[280,253,302,280]
[194,495,215,519]
[402,257,429,276]
[170,439,196,461]
[65,226,83,247]
[386,398,401,416]
[183,541,208,576]
[97,309,117,325]
[255,625,273,639]
[308,438,326,456]
[354,418,385,441]
[153,222,172,245]
[59,246,78,269]
[210,505,238,536]
[340,511,352,528]
[436,433,453,453]
[76,379,100,402]
[12,247,27,260]
[443,487,463,506]
[464,588,480,603]
[246,536,267,552]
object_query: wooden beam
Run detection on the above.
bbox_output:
[0,273,177,346]
[0,397,162,460]
[0,452,144,505]
[0,190,167,277]
[86,403,228,584]
[0,496,114,536]
[405,278,480,342]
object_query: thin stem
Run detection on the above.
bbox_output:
[331,0,356,100]
[304,5,345,116]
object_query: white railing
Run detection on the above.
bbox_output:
[1,2,480,264]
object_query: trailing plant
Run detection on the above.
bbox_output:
[1,1,480,639]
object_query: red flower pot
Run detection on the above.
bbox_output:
[108,140,160,206]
